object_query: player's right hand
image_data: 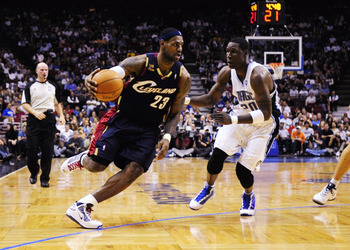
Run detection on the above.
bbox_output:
[85,68,100,96]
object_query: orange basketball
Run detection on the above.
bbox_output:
[92,69,123,102]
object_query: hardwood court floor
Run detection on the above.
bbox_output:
[1,156,350,249]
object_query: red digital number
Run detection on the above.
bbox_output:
[250,12,257,24]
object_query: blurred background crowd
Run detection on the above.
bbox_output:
[0,1,350,161]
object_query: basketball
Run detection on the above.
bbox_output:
[92,69,123,102]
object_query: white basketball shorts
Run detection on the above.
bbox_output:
[214,118,277,171]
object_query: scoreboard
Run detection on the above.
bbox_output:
[250,0,286,25]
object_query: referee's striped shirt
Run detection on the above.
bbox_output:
[21,80,62,113]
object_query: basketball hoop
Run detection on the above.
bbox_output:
[269,62,285,80]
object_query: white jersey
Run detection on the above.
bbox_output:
[230,61,280,119]
[214,61,280,171]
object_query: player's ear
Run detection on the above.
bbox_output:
[160,39,166,46]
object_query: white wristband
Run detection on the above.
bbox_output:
[249,110,265,123]
[163,133,171,143]
[109,66,125,79]
[231,115,238,124]
[184,97,191,105]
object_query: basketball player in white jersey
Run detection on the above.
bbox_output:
[187,37,281,216]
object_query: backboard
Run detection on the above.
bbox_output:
[245,36,303,71]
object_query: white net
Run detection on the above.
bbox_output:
[269,62,285,80]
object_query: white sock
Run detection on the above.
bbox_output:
[80,153,87,167]
[330,178,340,187]
[78,194,98,206]
[206,182,214,188]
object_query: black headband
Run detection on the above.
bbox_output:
[159,30,182,42]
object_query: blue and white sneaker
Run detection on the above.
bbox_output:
[189,183,215,210]
[66,201,103,229]
[240,191,256,216]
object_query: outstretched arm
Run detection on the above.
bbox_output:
[156,67,192,160]
[189,66,231,107]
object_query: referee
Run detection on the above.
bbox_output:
[21,62,65,187]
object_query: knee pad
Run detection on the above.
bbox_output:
[236,162,254,188]
[207,148,228,175]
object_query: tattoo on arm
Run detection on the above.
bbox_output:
[164,74,192,135]
[120,55,146,77]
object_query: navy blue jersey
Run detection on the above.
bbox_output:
[118,53,183,127]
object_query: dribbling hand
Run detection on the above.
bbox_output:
[85,68,100,96]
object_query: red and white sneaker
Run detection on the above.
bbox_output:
[60,150,87,175]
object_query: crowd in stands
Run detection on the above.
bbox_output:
[0,2,350,161]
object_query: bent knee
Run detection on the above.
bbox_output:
[85,156,108,172]
[124,163,144,179]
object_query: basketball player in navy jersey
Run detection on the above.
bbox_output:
[187,37,280,216]
[60,28,191,229]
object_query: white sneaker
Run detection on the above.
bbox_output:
[60,150,87,175]
[313,183,337,205]
[66,201,103,229]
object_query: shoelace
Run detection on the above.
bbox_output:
[85,205,93,220]
[320,187,333,197]
[68,161,82,171]
[242,193,253,208]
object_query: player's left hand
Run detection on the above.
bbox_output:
[156,138,170,160]
[210,112,232,125]
[85,68,100,96]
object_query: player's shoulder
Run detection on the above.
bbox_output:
[180,65,191,79]
[251,63,270,77]
[217,65,231,81]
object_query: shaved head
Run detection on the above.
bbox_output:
[36,62,49,81]
[36,62,48,70]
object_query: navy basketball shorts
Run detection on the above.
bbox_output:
[89,109,160,172]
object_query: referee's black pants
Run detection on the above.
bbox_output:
[26,111,56,182]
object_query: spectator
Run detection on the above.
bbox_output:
[0,137,14,162]
[305,91,317,111]
[277,122,291,154]
[301,121,315,150]
[328,90,339,112]
[53,131,66,158]
[289,85,299,100]
[319,123,334,149]
[67,91,80,108]
[192,132,212,157]
[171,130,194,158]
[2,103,15,124]
[280,112,292,129]
[64,130,85,157]
[60,123,73,144]
[17,122,27,158]
[291,126,306,155]
[5,123,18,156]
